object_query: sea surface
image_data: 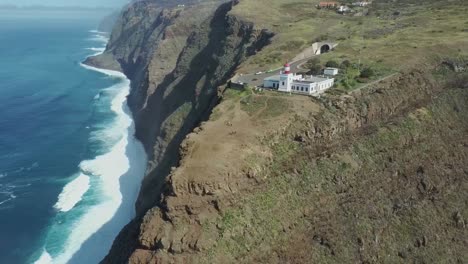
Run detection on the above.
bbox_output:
[0,10,147,264]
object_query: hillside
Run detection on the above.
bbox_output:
[86,0,468,263]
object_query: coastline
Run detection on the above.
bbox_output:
[34,33,148,264]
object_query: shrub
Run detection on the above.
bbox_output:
[309,64,323,75]
[305,58,321,74]
[325,60,340,68]
[341,60,351,68]
[360,67,375,78]
[308,57,320,66]
[315,34,328,42]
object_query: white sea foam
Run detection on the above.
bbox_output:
[80,63,126,79]
[88,35,109,44]
[34,250,53,264]
[86,47,106,53]
[89,30,108,34]
[34,57,147,264]
[0,198,13,205]
[53,174,91,212]
[86,47,106,57]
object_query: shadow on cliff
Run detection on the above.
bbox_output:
[133,0,268,215]
[67,102,146,264]
[92,1,273,262]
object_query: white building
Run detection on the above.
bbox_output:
[337,5,351,13]
[352,1,371,7]
[324,67,339,76]
[263,63,334,95]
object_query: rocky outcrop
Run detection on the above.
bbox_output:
[97,10,121,33]
[86,0,273,262]
[292,69,440,144]
[441,58,468,73]
[88,0,467,262]
[100,64,468,263]
[115,69,447,263]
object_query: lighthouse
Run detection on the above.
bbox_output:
[278,62,293,92]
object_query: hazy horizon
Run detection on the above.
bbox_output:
[0,0,128,8]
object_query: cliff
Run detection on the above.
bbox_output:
[84,0,274,262]
[104,66,468,263]
[85,0,468,263]
[86,0,273,215]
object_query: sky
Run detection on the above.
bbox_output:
[0,0,129,7]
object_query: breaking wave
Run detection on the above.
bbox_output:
[53,174,90,213]
[32,30,147,264]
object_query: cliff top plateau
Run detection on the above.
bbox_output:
[86,0,468,263]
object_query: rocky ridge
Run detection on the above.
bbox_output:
[84,0,468,262]
[85,0,275,262]
[110,68,467,263]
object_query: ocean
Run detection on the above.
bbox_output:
[0,10,147,264]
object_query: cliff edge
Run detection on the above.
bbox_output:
[85,0,468,263]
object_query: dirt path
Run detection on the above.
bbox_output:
[351,73,399,93]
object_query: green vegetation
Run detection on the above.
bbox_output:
[360,67,375,78]
[240,94,290,119]
[304,57,322,74]
[303,56,391,91]
[325,60,340,68]
[199,86,468,263]
[258,97,290,119]
[340,65,361,89]
[234,0,468,75]
[240,95,268,115]
[223,85,253,100]
[190,1,468,262]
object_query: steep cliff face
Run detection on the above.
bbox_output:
[107,68,467,263]
[87,0,273,215]
[85,0,274,262]
[88,0,468,262]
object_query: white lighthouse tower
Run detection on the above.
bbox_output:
[278,62,293,92]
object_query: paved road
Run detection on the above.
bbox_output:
[232,56,315,87]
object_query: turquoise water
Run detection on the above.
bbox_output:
[0,11,146,264]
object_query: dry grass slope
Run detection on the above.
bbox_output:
[232,0,468,73]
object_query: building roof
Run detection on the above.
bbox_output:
[325,67,339,71]
[303,76,330,82]
[264,75,331,83]
[264,75,280,81]
[294,76,330,84]
[319,2,338,6]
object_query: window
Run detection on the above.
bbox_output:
[306,88,309,92]
[292,86,295,90]
[282,82,285,85]
[301,87,304,91]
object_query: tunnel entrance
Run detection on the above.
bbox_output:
[320,44,331,54]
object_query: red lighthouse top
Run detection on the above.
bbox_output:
[284,62,291,74]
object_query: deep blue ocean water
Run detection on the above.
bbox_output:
[0,10,147,264]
